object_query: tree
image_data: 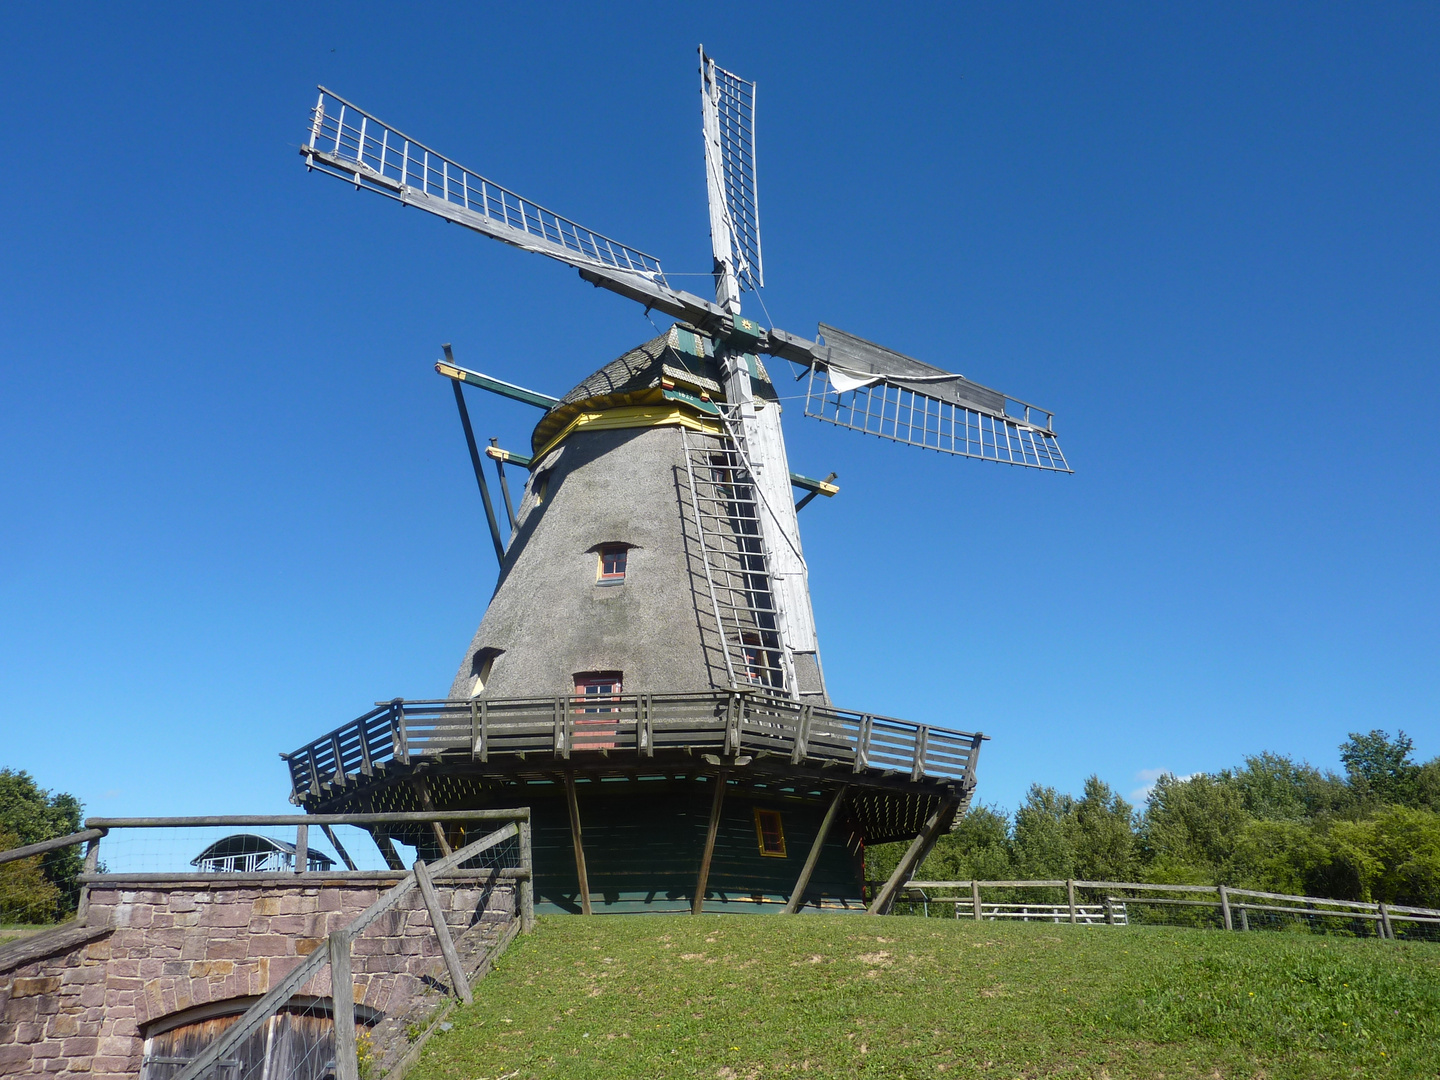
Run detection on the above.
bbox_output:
[1067,776,1135,881]
[1138,773,1250,883]
[1012,785,1075,878]
[1230,819,1334,896]
[1415,758,1440,813]
[1357,806,1440,908]
[0,827,62,924]
[0,770,84,921]
[913,804,1015,882]
[1339,730,1419,807]
[1226,753,1357,822]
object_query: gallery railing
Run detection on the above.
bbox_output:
[282,692,985,802]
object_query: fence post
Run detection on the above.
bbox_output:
[414,860,472,1005]
[971,880,982,922]
[1239,906,1249,932]
[1066,880,1077,924]
[76,834,104,923]
[1103,895,1115,926]
[329,930,359,1080]
[295,824,308,875]
[1378,902,1393,940]
[518,816,535,933]
[1218,885,1233,931]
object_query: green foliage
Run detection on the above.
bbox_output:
[1068,775,1136,881]
[901,804,1014,884]
[1340,730,1419,808]
[410,915,1440,1080]
[0,827,62,924]
[1139,772,1251,883]
[0,769,84,921]
[869,736,1440,912]
[1011,784,1074,878]
[1227,752,1357,822]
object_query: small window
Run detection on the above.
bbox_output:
[469,647,502,697]
[754,808,787,857]
[597,545,628,585]
[532,469,552,505]
[574,671,623,710]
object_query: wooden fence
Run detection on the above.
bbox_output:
[282,692,985,802]
[900,879,1440,940]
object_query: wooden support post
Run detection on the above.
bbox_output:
[329,930,359,1080]
[414,860,473,1005]
[783,785,848,914]
[448,349,506,566]
[693,769,729,915]
[866,798,959,916]
[76,835,103,923]
[971,880,983,922]
[1218,885,1233,931]
[518,818,535,932]
[1239,906,1249,932]
[1378,902,1393,940]
[411,777,453,857]
[1066,879,1078,924]
[371,830,405,871]
[295,824,308,874]
[1103,895,1115,925]
[489,437,518,532]
[564,772,593,915]
[321,825,358,871]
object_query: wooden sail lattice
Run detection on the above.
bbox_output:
[803,365,1072,472]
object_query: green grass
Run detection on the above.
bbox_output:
[410,915,1440,1080]
[0,923,51,946]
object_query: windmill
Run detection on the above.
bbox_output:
[283,49,1070,916]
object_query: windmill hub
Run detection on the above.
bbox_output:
[286,48,1071,915]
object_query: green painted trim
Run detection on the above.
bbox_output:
[790,472,839,496]
[485,445,534,467]
[436,361,559,409]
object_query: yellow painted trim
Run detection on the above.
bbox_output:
[533,404,723,461]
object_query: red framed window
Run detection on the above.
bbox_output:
[597,545,628,583]
[574,671,622,706]
[573,671,621,750]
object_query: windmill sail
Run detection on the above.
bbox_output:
[804,324,1072,472]
[301,88,728,329]
[700,49,762,313]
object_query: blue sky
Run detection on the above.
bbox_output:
[1,3,1436,819]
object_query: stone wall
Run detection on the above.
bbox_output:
[0,874,517,1080]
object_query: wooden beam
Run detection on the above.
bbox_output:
[564,771,593,915]
[782,785,848,914]
[692,770,729,915]
[446,347,507,566]
[489,438,518,532]
[411,777,453,857]
[371,830,405,871]
[322,825,358,871]
[0,828,105,866]
[866,798,959,915]
[329,931,359,1080]
[414,859,473,1004]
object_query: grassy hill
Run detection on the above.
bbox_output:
[408,914,1439,1080]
